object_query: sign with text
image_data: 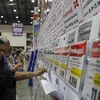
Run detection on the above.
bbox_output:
[82,0,100,20]
[66,40,87,92]
[63,0,83,32]
[82,39,100,100]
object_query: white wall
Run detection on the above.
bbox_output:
[0,25,32,51]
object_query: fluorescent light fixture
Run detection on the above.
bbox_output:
[16,16,18,19]
[7,3,15,5]
[1,16,3,18]
[30,22,33,24]
[38,9,40,12]
[10,0,13,2]
[31,10,34,13]
[5,21,7,23]
[18,20,20,23]
[31,0,35,3]
[31,17,33,19]
[13,9,16,12]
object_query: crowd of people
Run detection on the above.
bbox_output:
[0,36,47,100]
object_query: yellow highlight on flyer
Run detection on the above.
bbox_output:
[71,67,82,78]
[93,73,100,87]
[60,63,67,70]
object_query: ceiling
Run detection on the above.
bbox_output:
[0,0,38,25]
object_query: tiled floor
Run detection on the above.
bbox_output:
[16,60,33,100]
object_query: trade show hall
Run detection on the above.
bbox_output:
[0,0,100,100]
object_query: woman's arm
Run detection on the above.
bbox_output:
[14,67,47,81]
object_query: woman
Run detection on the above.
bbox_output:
[0,38,47,100]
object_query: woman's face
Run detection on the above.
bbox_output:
[5,50,12,57]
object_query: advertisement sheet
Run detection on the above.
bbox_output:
[66,40,87,92]
[59,45,70,79]
[82,39,100,100]
[82,0,100,20]
[77,20,93,41]
[63,0,83,32]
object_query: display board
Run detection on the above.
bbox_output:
[34,0,100,100]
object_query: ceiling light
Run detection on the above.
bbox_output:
[5,21,7,23]
[7,3,15,5]
[38,9,40,12]
[1,16,4,18]
[30,22,33,24]
[31,0,35,3]
[18,20,20,23]
[16,16,18,19]
[10,0,13,2]
[48,0,52,2]
[31,17,33,19]
[13,9,16,12]
[47,8,49,12]
[45,0,47,3]
[31,10,34,13]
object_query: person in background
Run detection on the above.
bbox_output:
[0,37,47,100]
[14,49,24,71]
[12,48,16,58]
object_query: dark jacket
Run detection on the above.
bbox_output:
[0,56,16,100]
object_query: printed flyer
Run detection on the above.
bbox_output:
[82,0,100,20]
[53,38,61,73]
[77,20,92,42]
[64,86,81,100]
[82,39,100,100]
[66,40,87,92]
[59,45,70,79]
[63,0,83,32]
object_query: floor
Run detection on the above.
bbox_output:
[16,60,33,100]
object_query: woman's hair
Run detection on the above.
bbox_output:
[0,39,5,44]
